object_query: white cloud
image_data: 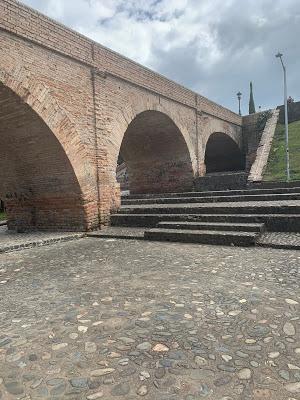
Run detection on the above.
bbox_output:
[20,0,300,113]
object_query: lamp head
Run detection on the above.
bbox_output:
[275,52,283,58]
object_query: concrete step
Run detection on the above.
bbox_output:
[144,228,259,246]
[122,192,300,205]
[119,203,300,216]
[157,221,265,232]
[124,186,300,200]
[111,213,300,232]
[87,227,145,240]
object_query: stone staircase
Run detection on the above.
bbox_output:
[108,185,300,247]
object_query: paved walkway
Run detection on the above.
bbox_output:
[0,226,85,253]
[0,238,299,399]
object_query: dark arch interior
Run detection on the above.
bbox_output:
[117,110,194,194]
[205,132,245,174]
[0,84,85,231]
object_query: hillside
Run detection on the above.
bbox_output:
[263,120,300,181]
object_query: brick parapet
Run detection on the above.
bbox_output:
[0,0,242,126]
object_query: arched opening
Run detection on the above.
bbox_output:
[116,154,129,194]
[0,84,85,231]
[116,110,194,194]
[205,132,245,173]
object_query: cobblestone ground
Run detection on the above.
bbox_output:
[0,226,84,253]
[258,233,300,249]
[0,238,299,400]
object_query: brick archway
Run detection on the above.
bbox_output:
[98,99,196,217]
[205,132,245,173]
[0,68,95,231]
[111,109,194,194]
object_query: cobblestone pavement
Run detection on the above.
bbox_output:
[0,238,300,400]
[0,226,85,253]
[258,233,300,250]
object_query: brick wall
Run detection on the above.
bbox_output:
[0,0,244,230]
[0,85,86,231]
[0,0,242,125]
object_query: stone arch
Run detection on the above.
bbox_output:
[204,132,245,173]
[0,67,94,230]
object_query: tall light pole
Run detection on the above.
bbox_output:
[237,91,242,116]
[275,52,290,181]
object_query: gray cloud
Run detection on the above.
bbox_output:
[20,0,300,114]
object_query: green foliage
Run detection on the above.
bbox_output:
[263,120,300,181]
[256,110,272,132]
[249,81,256,114]
[0,212,6,221]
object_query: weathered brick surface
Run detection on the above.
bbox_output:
[0,85,87,231]
[0,0,245,231]
[242,113,262,171]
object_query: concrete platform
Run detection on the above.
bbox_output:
[122,192,300,205]
[124,186,300,199]
[119,200,300,215]
[144,228,259,246]
[111,213,300,232]
[157,221,265,232]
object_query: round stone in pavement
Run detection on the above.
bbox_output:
[111,382,130,396]
[248,325,270,338]
[136,342,151,351]
[50,383,66,396]
[86,392,104,399]
[4,381,24,395]
[154,368,166,379]
[214,375,232,386]
[70,377,88,388]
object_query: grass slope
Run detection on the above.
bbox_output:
[263,120,300,181]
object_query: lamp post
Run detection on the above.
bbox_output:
[275,52,290,181]
[237,91,242,116]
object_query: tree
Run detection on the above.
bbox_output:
[249,81,256,114]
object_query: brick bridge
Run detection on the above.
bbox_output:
[0,0,246,231]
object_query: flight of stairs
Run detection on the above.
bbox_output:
[110,186,300,247]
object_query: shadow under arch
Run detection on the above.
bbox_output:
[0,82,87,231]
[117,110,194,194]
[205,132,245,174]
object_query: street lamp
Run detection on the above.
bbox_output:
[237,91,242,116]
[275,52,290,181]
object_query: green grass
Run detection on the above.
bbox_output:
[263,120,300,181]
[0,212,6,221]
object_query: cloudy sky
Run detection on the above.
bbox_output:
[20,0,300,114]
